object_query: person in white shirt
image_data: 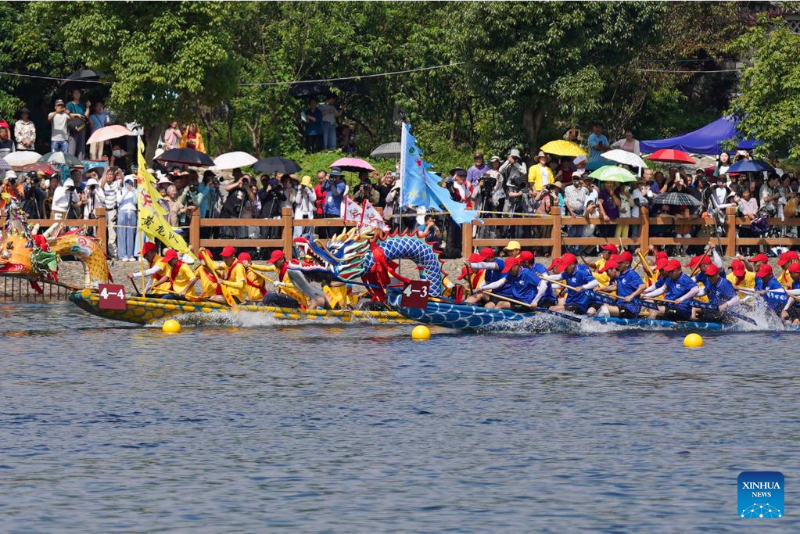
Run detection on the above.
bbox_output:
[610,130,640,154]
[100,167,121,257]
[51,177,80,220]
[293,175,317,238]
[116,176,138,261]
[82,178,106,224]
[14,107,36,151]
[317,94,344,151]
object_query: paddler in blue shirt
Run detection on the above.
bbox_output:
[643,259,700,321]
[474,254,555,311]
[544,253,599,314]
[593,252,646,318]
[780,263,800,325]
[693,264,740,322]
[753,264,787,314]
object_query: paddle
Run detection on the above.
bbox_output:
[200,250,238,310]
[638,294,757,325]
[483,291,583,323]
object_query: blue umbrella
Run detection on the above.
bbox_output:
[585,157,614,172]
[727,159,775,174]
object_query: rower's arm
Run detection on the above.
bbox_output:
[786,289,800,297]
[530,279,549,307]
[719,295,740,311]
[250,263,278,273]
[131,264,162,279]
[696,285,707,297]
[675,286,700,304]
[644,285,666,298]
[220,278,244,290]
[626,283,647,301]
[541,273,563,282]
[581,279,599,291]
[712,249,723,269]
[152,274,169,287]
[480,278,507,292]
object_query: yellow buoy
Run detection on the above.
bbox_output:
[683,333,703,348]
[411,325,431,341]
[162,319,182,334]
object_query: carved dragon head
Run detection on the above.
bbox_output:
[295,227,375,281]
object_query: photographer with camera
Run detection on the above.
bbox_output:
[471,173,501,239]
[81,176,106,225]
[51,176,81,220]
[353,175,379,205]
[499,149,527,186]
[257,175,286,240]
[22,172,47,219]
[179,176,205,228]
[220,174,256,240]
[294,175,317,238]
[322,168,346,238]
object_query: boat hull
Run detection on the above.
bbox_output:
[68,290,412,326]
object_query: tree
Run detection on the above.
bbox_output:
[456,1,666,154]
[729,15,800,160]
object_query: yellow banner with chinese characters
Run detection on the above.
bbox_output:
[136,140,195,260]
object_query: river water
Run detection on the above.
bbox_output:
[1,301,798,532]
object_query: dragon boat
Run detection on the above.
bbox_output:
[385,291,799,332]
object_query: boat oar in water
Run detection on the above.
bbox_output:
[638,295,757,325]
[483,291,583,323]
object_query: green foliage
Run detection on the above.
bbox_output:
[728,16,800,159]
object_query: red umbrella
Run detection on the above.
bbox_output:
[16,163,56,174]
[645,149,695,164]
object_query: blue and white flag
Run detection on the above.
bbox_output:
[399,122,478,225]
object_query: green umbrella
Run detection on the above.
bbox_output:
[588,165,637,183]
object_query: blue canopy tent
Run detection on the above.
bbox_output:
[640,116,759,155]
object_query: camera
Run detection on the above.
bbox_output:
[480,176,496,191]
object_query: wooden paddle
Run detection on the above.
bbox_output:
[200,250,238,310]
[483,291,582,323]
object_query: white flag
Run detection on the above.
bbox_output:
[343,196,388,231]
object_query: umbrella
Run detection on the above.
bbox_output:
[330,157,375,173]
[17,163,56,174]
[588,165,637,183]
[585,157,614,172]
[252,157,301,175]
[60,68,103,85]
[646,148,695,164]
[86,124,134,145]
[601,149,648,169]
[652,191,702,207]
[370,142,401,159]
[0,159,11,173]
[5,151,42,168]
[726,160,775,174]
[213,151,259,170]
[155,148,215,167]
[39,152,82,166]
[540,140,587,157]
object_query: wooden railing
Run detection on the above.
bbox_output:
[0,207,108,251]
[5,204,800,260]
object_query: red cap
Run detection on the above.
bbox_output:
[556,253,577,273]
[731,259,746,277]
[479,247,495,260]
[704,264,720,276]
[518,251,534,263]
[140,242,157,256]
[467,253,482,263]
[617,251,633,264]
[502,257,520,273]
[548,257,562,271]
[789,263,800,274]
[662,259,682,272]
[267,250,286,264]
[600,244,618,254]
[598,260,620,274]
[655,251,668,260]
[750,253,769,263]
[777,250,799,266]
[162,249,178,262]
[237,252,251,263]
[220,246,236,258]
[756,264,773,278]
[655,257,669,271]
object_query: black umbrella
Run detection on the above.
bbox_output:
[155,148,215,167]
[60,68,104,87]
[252,157,301,175]
[370,142,401,159]
[652,191,702,207]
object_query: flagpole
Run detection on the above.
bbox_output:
[138,230,146,296]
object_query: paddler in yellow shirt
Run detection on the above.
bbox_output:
[150,248,198,300]
[727,259,755,298]
[237,252,267,303]
[213,246,247,304]
[250,249,311,308]
[776,250,799,289]
[194,248,222,300]
[587,244,618,288]
[127,241,171,297]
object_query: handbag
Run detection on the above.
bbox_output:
[68,117,87,134]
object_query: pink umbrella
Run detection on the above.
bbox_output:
[86,124,135,145]
[330,157,375,173]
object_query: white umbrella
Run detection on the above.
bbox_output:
[212,151,258,170]
[601,149,648,169]
[4,151,42,167]
[86,124,135,145]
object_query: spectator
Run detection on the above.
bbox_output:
[616,184,632,239]
[322,168,346,237]
[280,175,297,211]
[317,95,344,151]
[51,176,80,220]
[563,178,588,252]
[109,143,129,173]
[303,98,323,153]
[66,89,90,159]
[43,173,58,218]
[466,152,489,186]
[116,176,137,261]
[630,177,654,239]
[668,174,693,254]
[353,176,379,205]
[555,158,573,184]
[0,122,15,158]
[0,171,23,211]
[314,170,327,217]
[100,167,120,257]
[14,107,35,151]
[21,172,47,219]
[610,129,640,154]
[597,180,621,238]
[178,177,204,228]
[376,171,395,208]
[197,170,219,219]
[572,155,588,182]
[653,170,667,194]
[82,177,105,225]
[163,120,182,151]
[178,122,205,152]
[760,173,781,217]
[88,101,110,160]
[257,176,285,240]
[528,151,554,193]
[714,152,731,181]
[587,122,610,165]
[48,99,70,153]
[499,149,527,186]
[294,175,317,238]
[421,214,442,250]
[337,125,357,154]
